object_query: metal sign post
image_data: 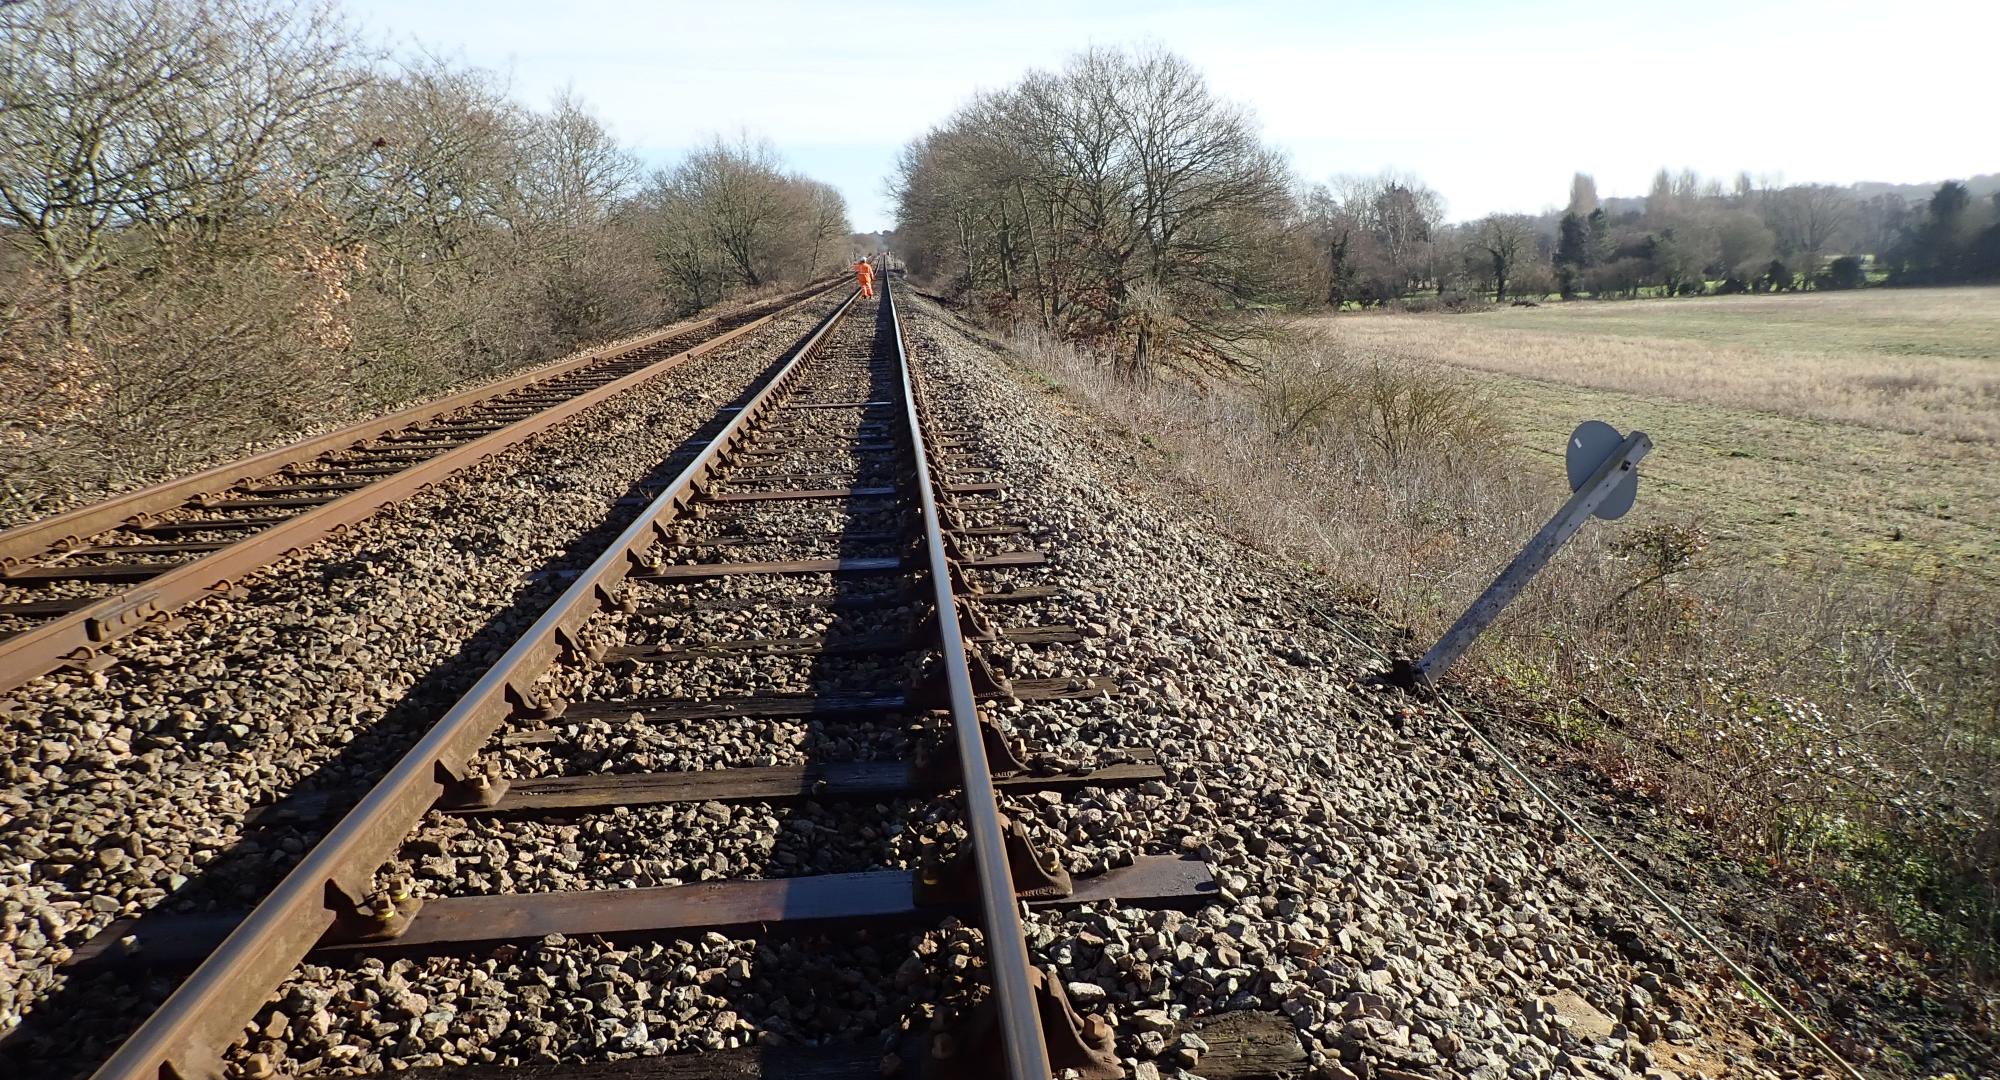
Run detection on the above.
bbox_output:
[1414,421,1652,683]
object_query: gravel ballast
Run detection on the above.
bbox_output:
[8,290,1971,1080]
[904,296,2000,1079]
[247,296,1828,1080]
[895,296,1835,1080]
[0,292,845,1072]
[215,291,962,1077]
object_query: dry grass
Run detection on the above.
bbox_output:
[1312,287,2000,587]
[994,300,2000,980]
[1319,286,2000,441]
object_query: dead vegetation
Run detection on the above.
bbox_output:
[0,0,849,527]
[1007,319,2000,977]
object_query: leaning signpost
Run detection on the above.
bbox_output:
[1412,421,1652,683]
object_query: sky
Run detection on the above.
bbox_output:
[342,0,1998,232]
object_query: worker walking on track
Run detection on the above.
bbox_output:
[854,256,875,299]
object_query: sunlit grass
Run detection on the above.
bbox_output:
[1309,287,2000,585]
[1315,285,2000,442]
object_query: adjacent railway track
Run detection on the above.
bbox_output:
[66,277,1214,1079]
[0,281,840,696]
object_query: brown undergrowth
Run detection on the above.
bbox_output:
[0,277,808,531]
[996,317,2000,1003]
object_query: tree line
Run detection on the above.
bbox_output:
[894,45,1999,372]
[892,47,1292,377]
[0,0,850,522]
[1545,169,2000,299]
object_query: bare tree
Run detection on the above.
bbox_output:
[1566,172,1599,217]
[1305,172,1445,302]
[896,46,1292,374]
[0,0,843,522]
[521,89,637,232]
[1301,183,1363,307]
[1472,214,1534,301]
[1369,177,1444,290]
[1766,184,1854,276]
[1714,209,1777,279]
[0,0,360,339]
[1099,47,1291,371]
[636,137,848,310]
[799,180,849,278]
[336,58,530,269]
[662,135,837,288]
[639,167,722,311]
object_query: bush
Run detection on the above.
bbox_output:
[1584,257,1647,298]
[1256,324,1503,471]
[1819,255,1867,290]
[0,3,845,525]
[1396,289,1488,315]
[1506,261,1557,301]
[1761,259,1793,292]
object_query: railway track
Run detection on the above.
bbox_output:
[0,281,840,697]
[62,278,1215,1079]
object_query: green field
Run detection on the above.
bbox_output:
[1317,287,2000,585]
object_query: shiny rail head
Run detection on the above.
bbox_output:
[884,274,1055,1080]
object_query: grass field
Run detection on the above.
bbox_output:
[1316,286,2000,585]
[1020,287,2000,973]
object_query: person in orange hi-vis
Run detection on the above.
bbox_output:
[854,257,875,299]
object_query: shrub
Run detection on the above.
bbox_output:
[1255,324,1503,471]
[1506,261,1557,301]
[1820,255,1867,290]
[1396,289,1488,315]
[1761,259,1794,292]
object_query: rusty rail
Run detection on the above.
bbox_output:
[79,281,1204,1079]
[87,290,864,1080]
[888,273,1051,1080]
[0,281,840,696]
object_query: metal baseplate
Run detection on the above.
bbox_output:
[928,965,1121,1079]
[916,813,1073,904]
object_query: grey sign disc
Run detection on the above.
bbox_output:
[1567,420,1639,520]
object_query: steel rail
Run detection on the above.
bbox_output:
[0,282,842,696]
[87,290,863,1080]
[0,280,832,567]
[886,275,1052,1080]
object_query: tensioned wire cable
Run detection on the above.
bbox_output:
[1296,596,1869,1080]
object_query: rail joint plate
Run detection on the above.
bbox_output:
[85,589,161,643]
